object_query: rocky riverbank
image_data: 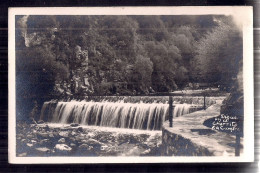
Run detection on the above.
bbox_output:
[16,121,162,157]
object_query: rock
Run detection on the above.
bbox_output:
[39,139,49,145]
[49,133,54,138]
[69,136,76,143]
[76,144,99,156]
[87,138,101,144]
[77,127,83,132]
[60,126,72,131]
[86,139,104,149]
[27,134,34,139]
[18,152,27,157]
[81,139,88,143]
[78,144,95,153]
[79,144,89,149]
[30,124,36,128]
[74,135,84,142]
[42,125,50,131]
[59,131,69,138]
[37,132,49,138]
[141,149,151,155]
[71,131,77,136]
[70,143,76,147]
[87,132,95,138]
[31,140,37,144]
[37,120,45,124]
[58,138,66,143]
[55,144,72,151]
[52,131,59,137]
[70,123,79,127]
[26,143,34,147]
[35,147,51,153]
[17,134,24,138]
[100,145,109,151]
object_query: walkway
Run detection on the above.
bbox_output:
[162,102,243,156]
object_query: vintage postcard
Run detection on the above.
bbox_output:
[8,7,254,163]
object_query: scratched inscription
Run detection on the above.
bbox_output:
[212,114,240,133]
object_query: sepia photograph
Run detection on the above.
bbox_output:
[8,7,254,163]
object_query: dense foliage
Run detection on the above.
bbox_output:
[15,15,242,103]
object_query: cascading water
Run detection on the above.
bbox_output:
[173,104,190,117]
[40,100,198,130]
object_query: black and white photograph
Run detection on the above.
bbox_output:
[8,7,254,163]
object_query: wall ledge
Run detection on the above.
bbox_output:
[161,103,243,156]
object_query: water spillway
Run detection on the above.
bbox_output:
[40,100,200,130]
[77,96,221,105]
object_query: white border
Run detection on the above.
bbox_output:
[8,6,254,164]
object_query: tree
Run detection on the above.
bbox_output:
[16,15,69,120]
[132,55,153,93]
[16,14,240,102]
[144,42,181,91]
[16,43,69,121]
[193,16,243,88]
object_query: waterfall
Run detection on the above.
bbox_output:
[173,104,191,117]
[40,100,198,130]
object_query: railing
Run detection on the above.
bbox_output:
[168,95,207,127]
[168,94,241,156]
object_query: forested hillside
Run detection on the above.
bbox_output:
[15,15,242,100]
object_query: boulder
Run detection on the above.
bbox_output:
[31,139,37,144]
[59,131,69,138]
[52,131,59,137]
[87,132,95,138]
[27,134,34,139]
[68,136,77,142]
[42,125,50,131]
[79,144,89,149]
[55,144,72,151]
[30,124,36,128]
[81,139,88,143]
[18,152,27,157]
[85,139,104,149]
[39,139,49,145]
[71,131,77,136]
[26,143,34,147]
[35,147,51,154]
[17,134,24,138]
[70,123,79,127]
[60,126,73,131]
[141,148,151,155]
[100,145,109,151]
[77,144,96,155]
[37,132,49,139]
[77,127,84,132]
[58,138,66,143]
[70,143,76,147]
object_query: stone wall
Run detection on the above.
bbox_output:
[160,102,240,157]
[161,126,213,156]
